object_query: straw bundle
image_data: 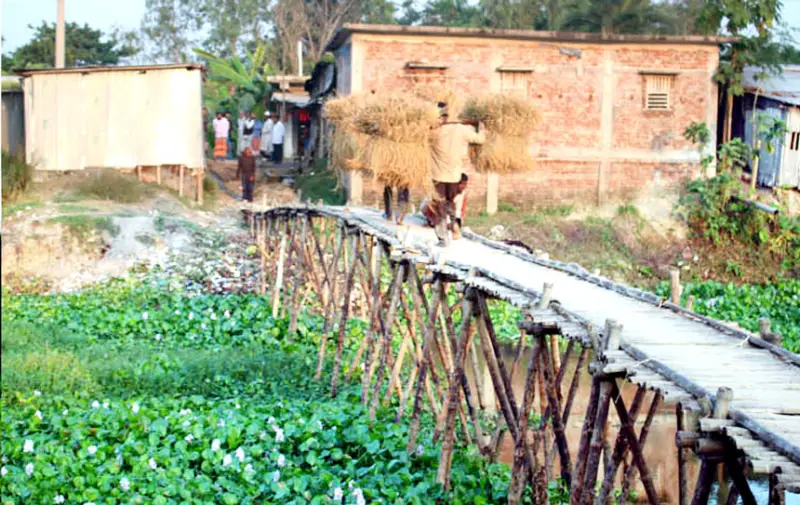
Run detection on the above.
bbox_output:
[411,84,463,119]
[324,95,367,173]
[353,94,439,189]
[460,94,539,173]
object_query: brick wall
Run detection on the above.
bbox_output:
[345,33,718,208]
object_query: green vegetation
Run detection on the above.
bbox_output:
[46,215,120,241]
[74,170,153,204]
[1,280,520,504]
[655,278,800,353]
[295,161,347,206]
[2,151,34,201]
[56,204,98,214]
[2,201,42,218]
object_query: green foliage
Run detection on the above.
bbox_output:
[195,44,273,119]
[561,0,678,35]
[74,170,152,204]
[1,22,137,72]
[683,121,715,174]
[753,113,787,156]
[654,279,800,352]
[717,138,750,174]
[295,163,347,206]
[46,215,120,242]
[141,0,204,64]
[2,151,34,201]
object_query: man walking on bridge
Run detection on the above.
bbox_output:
[430,103,485,243]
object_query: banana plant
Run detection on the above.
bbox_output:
[194,43,273,117]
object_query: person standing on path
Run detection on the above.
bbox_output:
[212,112,230,161]
[430,103,485,243]
[236,147,257,202]
[225,112,234,160]
[271,116,286,164]
[261,112,274,159]
[252,113,263,153]
[241,113,255,155]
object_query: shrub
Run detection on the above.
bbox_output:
[75,169,151,203]
[1,151,33,200]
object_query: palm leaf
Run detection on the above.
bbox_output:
[230,56,248,77]
[192,48,226,64]
[252,44,266,77]
[208,60,253,89]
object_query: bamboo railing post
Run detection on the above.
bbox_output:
[279,216,299,319]
[361,242,384,403]
[315,223,345,380]
[768,470,785,505]
[271,219,289,318]
[597,386,646,505]
[407,278,444,453]
[540,332,572,488]
[570,372,601,505]
[580,376,614,505]
[330,233,360,398]
[670,267,682,305]
[437,288,476,489]
[369,261,407,421]
[287,215,308,340]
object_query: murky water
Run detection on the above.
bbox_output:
[462,342,798,505]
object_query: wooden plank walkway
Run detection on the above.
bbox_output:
[265,204,800,487]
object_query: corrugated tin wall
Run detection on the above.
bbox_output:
[743,95,786,188]
[2,91,25,157]
[24,68,204,171]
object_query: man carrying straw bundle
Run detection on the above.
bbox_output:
[430,103,485,244]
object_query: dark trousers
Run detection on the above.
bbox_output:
[272,143,283,163]
[383,186,409,218]
[434,181,460,226]
[242,177,255,202]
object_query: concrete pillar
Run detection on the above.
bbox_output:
[486,172,499,215]
[55,0,66,68]
[348,170,363,205]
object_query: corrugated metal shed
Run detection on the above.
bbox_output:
[742,65,800,106]
[18,64,205,171]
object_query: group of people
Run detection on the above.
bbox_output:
[386,103,485,245]
[211,110,288,203]
[212,111,287,165]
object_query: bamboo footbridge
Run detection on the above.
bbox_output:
[245,203,800,505]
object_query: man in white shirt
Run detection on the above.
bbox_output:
[271,116,286,163]
[261,112,274,159]
[212,112,230,161]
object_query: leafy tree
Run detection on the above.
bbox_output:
[194,45,273,117]
[397,0,423,25]
[358,0,398,23]
[560,0,678,35]
[477,0,545,29]
[420,0,482,26]
[2,22,137,71]
[198,0,270,57]
[140,0,203,63]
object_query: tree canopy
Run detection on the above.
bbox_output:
[2,22,138,72]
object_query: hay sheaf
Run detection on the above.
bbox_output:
[325,95,368,174]
[461,94,538,173]
[362,137,433,190]
[412,84,463,118]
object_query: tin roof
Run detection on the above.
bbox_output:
[327,23,736,51]
[14,63,204,77]
[743,65,800,107]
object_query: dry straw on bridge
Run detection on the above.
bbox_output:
[353,93,440,190]
[460,94,539,173]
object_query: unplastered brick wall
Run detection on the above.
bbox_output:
[346,33,718,207]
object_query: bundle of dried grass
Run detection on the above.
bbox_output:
[324,95,367,173]
[460,94,538,173]
[412,84,463,118]
[353,94,439,189]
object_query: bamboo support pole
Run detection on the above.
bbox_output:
[271,220,288,319]
[676,403,691,505]
[279,217,299,320]
[369,262,407,421]
[597,386,646,505]
[437,290,476,489]
[541,334,572,488]
[769,471,785,505]
[670,267,681,305]
[331,234,360,398]
[315,224,345,380]
[361,243,384,403]
[156,165,162,185]
[179,165,184,196]
[287,216,308,340]
[580,378,614,505]
[724,451,757,505]
[620,390,662,505]
[570,375,601,505]
[197,169,203,205]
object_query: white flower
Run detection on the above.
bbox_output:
[62,409,68,416]
[333,487,344,502]
[174,310,180,315]
[116,454,123,466]
[298,419,304,424]
[244,463,254,473]
[34,390,41,397]
[131,402,140,414]
[222,454,232,467]
[148,457,157,470]
[210,313,217,320]
[103,401,110,409]
[185,434,194,443]
[188,312,194,320]
[267,416,276,424]
[25,463,33,477]
[353,488,366,505]
[154,334,162,341]
[84,502,96,505]
[23,439,34,453]
[87,445,97,456]
[211,439,221,451]
[201,323,207,330]
[179,409,192,416]
[35,410,42,420]
[316,420,323,430]
[120,477,130,491]
[54,495,65,504]
[274,428,285,443]
[91,400,100,409]
[272,470,281,483]
[235,403,241,409]
[0,466,7,477]
[277,454,286,467]
[416,444,424,456]
[231,320,237,327]
[217,419,225,428]
[224,310,230,318]
[235,447,245,462]
[142,311,149,321]
[182,421,190,428]
[259,431,267,440]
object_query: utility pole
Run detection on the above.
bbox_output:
[55,0,65,68]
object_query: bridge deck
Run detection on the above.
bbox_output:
[267,204,800,484]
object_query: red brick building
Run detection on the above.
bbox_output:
[327,24,729,211]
